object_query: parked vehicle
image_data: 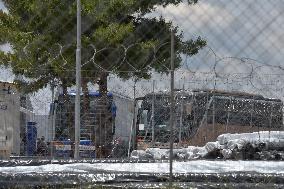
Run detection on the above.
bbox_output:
[135,89,283,149]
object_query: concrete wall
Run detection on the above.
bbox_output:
[0,82,21,155]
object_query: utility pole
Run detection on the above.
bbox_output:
[169,30,175,186]
[74,0,81,160]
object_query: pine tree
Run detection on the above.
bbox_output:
[0,0,206,157]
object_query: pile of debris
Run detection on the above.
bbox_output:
[131,131,284,160]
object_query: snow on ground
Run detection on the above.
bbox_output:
[217,131,284,145]
[0,131,283,176]
[131,131,284,160]
[0,161,283,174]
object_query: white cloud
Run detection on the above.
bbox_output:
[0,1,8,13]
[154,2,234,33]
[151,0,284,67]
[0,43,12,53]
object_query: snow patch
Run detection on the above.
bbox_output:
[0,161,284,174]
[131,131,284,160]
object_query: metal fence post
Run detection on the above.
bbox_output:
[151,80,155,143]
[169,29,175,186]
[74,0,81,160]
[128,80,137,158]
[179,84,184,146]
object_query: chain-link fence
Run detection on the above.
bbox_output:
[1,0,284,188]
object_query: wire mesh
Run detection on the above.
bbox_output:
[0,0,284,187]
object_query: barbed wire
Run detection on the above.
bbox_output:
[1,0,284,169]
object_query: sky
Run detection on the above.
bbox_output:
[0,1,9,53]
[149,0,284,100]
[153,0,284,68]
[1,0,284,114]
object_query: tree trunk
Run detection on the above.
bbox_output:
[61,79,74,142]
[82,77,89,115]
[95,72,113,157]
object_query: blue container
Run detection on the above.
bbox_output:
[26,122,37,156]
